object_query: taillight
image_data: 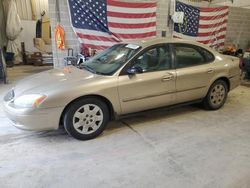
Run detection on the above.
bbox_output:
[239,58,245,69]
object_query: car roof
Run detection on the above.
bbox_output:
[127,37,216,52]
[129,37,179,47]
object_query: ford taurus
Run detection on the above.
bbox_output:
[3,38,241,140]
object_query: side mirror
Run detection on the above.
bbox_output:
[127,66,143,75]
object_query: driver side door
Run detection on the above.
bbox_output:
[118,44,176,114]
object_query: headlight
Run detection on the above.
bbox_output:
[14,94,46,108]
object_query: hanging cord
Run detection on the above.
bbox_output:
[56,0,61,23]
[54,0,61,67]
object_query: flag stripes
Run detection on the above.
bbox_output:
[68,0,157,50]
[173,1,229,48]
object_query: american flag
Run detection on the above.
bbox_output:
[173,1,229,48]
[68,0,157,50]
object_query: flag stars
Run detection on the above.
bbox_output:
[175,2,199,36]
[69,0,108,32]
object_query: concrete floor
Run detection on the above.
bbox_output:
[0,65,250,188]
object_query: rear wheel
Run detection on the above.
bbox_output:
[64,98,109,140]
[203,80,228,110]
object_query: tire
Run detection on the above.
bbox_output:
[203,80,228,110]
[63,97,110,140]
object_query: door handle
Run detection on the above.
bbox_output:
[207,68,214,74]
[162,75,174,81]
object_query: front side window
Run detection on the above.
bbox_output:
[131,45,172,72]
[174,44,207,68]
[81,44,141,75]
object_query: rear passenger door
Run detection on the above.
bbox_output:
[173,43,215,103]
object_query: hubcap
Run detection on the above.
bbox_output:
[73,104,103,134]
[210,84,226,106]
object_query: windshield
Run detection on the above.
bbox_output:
[80,44,141,75]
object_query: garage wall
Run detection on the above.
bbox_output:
[178,0,250,49]
[14,0,33,20]
[49,0,80,67]
[225,7,250,49]
[14,0,49,20]
[0,1,7,48]
[48,0,250,67]
[48,0,170,67]
[213,0,250,9]
[179,0,250,49]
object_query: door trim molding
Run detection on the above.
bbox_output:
[123,91,175,102]
[122,86,206,102]
[177,86,206,93]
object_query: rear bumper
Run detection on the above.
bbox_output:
[3,101,63,131]
[229,74,241,91]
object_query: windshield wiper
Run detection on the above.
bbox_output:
[95,71,108,75]
[81,65,107,75]
[81,65,96,74]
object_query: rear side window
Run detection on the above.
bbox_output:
[174,44,214,68]
[199,47,215,62]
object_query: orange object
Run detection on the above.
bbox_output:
[55,24,65,50]
[63,66,72,73]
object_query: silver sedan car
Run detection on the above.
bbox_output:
[3,38,241,140]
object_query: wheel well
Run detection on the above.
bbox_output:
[216,77,230,91]
[59,95,115,127]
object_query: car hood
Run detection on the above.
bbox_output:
[14,66,100,97]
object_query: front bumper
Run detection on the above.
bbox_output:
[3,101,64,131]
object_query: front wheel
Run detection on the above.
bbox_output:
[63,98,109,140]
[203,80,228,110]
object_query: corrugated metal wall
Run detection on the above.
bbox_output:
[15,0,32,20]
[15,0,49,20]
[0,1,7,48]
[33,0,49,17]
